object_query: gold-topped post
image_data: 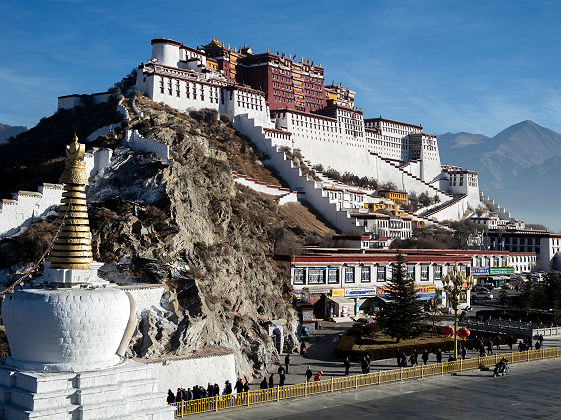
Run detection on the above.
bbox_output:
[49,135,93,269]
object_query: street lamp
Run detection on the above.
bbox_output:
[442,266,473,360]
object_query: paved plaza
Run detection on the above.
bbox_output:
[213,357,561,419]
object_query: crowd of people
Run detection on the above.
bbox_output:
[167,378,251,404]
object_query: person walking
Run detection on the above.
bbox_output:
[436,349,443,364]
[400,350,407,367]
[300,342,307,357]
[243,380,250,393]
[314,371,323,382]
[422,349,429,365]
[361,356,368,374]
[260,378,268,389]
[278,365,285,375]
[175,388,183,403]
[410,349,418,367]
[167,389,175,404]
[535,341,541,350]
[344,356,351,375]
[279,370,286,387]
[224,381,232,395]
[285,353,291,374]
[207,383,214,398]
[461,345,467,360]
[487,340,494,355]
[184,388,192,401]
[268,373,274,389]
[365,354,371,373]
[539,334,544,347]
[305,366,313,382]
[213,383,220,397]
[396,349,402,367]
[235,378,244,393]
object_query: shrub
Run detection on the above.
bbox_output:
[191,108,218,126]
[220,114,232,124]
[14,220,58,262]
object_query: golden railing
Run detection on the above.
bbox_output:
[170,347,561,417]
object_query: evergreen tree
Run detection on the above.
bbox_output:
[378,250,425,342]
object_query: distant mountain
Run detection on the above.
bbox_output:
[438,120,561,231]
[0,123,27,144]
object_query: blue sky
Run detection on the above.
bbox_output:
[1,0,560,136]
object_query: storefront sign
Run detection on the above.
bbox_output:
[377,285,436,295]
[490,267,514,275]
[345,288,377,297]
[331,289,345,297]
[470,267,489,275]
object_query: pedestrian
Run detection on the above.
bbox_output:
[344,356,351,375]
[175,388,183,403]
[436,349,443,364]
[269,373,274,388]
[185,388,192,401]
[487,340,493,355]
[235,378,244,393]
[539,334,544,347]
[285,353,291,374]
[243,380,249,393]
[207,383,214,398]
[535,341,541,350]
[400,350,407,367]
[422,349,429,365]
[300,342,307,357]
[279,370,286,387]
[314,371,323,382]
[396,349,402,367]
[518,340,524,352]
[278,365,285,375]
[528,338,533,350]
[361,356,368,374]
[224,381,232,395]
[305,366,313,382]
[167,389,175,404]
[192,386,199,400]
[201,387,207,398]
[461,345,467,360]
[214,383,220,397]
[409,349,418,366]
[479,345,486,357]
[260,377,268,390]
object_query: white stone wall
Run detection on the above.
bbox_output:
[0,184,63,239]
[119,284,169,317]
[142,353,236,393]
[123,130,171,164]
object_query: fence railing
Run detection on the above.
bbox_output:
[170,347,561,417]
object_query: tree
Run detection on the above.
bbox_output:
[378,250,425,342]
[419,192,431,207]
[442,266,472,359]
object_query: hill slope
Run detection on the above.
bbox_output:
[0,123,27,144]
[0,94,333,376]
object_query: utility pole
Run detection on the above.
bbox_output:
[442,266,473,360]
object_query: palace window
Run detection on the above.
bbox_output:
[345,266,355,283]
[328,268,339,284]
[421,266,429,281]
[308,268,326,284]
[433,265,442,280]
[377,266,386,281]
[361,266,371,283]
[407,265,416,280]
[293,268,305,285]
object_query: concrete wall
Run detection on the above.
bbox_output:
[141,353,237,393]
[123,130,171,164]
[0,184,64,239]
[234,114,361,233]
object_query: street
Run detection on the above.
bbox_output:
[213,357,561,419]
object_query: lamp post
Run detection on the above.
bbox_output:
[442,266,473,360]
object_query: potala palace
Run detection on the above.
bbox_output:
[129,38,482,215]
[4,36,559,271]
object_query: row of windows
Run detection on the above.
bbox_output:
[293,265,446,285]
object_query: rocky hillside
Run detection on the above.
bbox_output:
[0,93,333,376]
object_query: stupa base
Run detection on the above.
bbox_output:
[0,360,175,419]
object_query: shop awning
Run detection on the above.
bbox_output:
[417,293,445,301]
[327,296,354,306]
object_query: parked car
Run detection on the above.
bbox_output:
[473,285,488,293]
[353,317,375,327]
[474,291,493,300]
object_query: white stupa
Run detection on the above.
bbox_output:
[0,137,175,419]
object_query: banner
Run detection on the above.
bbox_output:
[490,267,515,275]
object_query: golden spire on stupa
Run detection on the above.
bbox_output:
[49,135,93,269]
